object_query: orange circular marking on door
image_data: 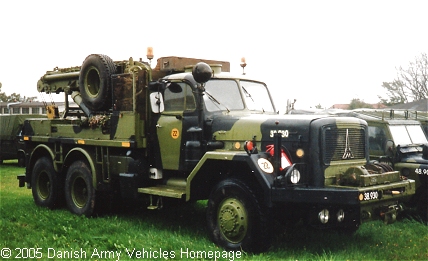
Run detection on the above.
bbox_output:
[171,128,180,139]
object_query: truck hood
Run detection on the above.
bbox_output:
[210,114,315,142]
[400,154,428,165]
[208,113,364,144]
[398,144,428,164]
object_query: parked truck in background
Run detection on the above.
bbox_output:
[291,108,428,222]
[18,53,415,252]
[0,114,44,166]
[344,109,428,222]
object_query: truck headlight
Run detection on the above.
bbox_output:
[319,209,329,224]
[337,209,345,222]
[289,169,300,184]
[283,165,301,184]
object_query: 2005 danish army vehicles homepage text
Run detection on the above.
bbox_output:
[18,52,415,252]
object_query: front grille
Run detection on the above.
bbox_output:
[324,126,366,163]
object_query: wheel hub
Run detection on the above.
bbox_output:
[72,177,88,208]
[218,198,247,243]
[37,171,50,200]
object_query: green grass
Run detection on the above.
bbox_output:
[1,160,427,260]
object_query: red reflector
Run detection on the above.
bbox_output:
[246,141,254,151]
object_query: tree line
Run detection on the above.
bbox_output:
[379,52,427,106]
[0,83,37,103]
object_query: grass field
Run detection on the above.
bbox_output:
[1,160,427,260]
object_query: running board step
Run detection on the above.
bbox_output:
[138,185,186,199]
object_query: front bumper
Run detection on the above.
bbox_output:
[271,179,415,227]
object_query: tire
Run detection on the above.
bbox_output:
[31,157,60,209]
[65,161,96,216]
[206,179,271,252]
[79,54,116,111]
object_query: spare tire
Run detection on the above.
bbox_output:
[79,54,116,111]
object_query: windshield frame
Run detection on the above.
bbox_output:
[203,78,276,113]
[240,80,275,113]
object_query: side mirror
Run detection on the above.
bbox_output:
[150,92,164,113]
[385,140,395,157]
[167,82,183,93]
[148,81,167,91]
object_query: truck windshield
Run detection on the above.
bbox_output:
[241,81,274,112]
[389,125,428,145]
[204,79,274,112]
[204,80,244,111]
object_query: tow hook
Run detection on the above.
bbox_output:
[380,204,403,224]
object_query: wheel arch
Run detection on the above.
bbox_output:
[186,152,272,205]
[64,147,97,188]
[28,144,56,172]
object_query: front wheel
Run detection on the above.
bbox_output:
[206,179,271,252]
[65,161,96,216]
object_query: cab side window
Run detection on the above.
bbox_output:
[368,126,386,151]
[164,83,196,112]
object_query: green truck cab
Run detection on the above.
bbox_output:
[18,54,415,252]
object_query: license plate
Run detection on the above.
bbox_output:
[359,190,379,201]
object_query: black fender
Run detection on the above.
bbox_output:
[186,151,274,206]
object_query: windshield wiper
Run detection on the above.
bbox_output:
[205,91,230,112]
[242,85,265,112]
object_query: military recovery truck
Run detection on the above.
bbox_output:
[341,109,428,222]
[18,53,415,252]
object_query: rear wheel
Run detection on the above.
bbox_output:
[31,157,60,209]
[65,161,96,216]
[207,179,271,252]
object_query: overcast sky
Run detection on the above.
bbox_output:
[1,0,427,112]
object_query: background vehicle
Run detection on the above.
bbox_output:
[18,53,415,252]
[0,114,44,166]
[345,109,428,222]
[292,108,428,222]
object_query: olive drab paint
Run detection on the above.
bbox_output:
[17,54,417,253]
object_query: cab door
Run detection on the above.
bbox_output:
[156,82,197,170]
